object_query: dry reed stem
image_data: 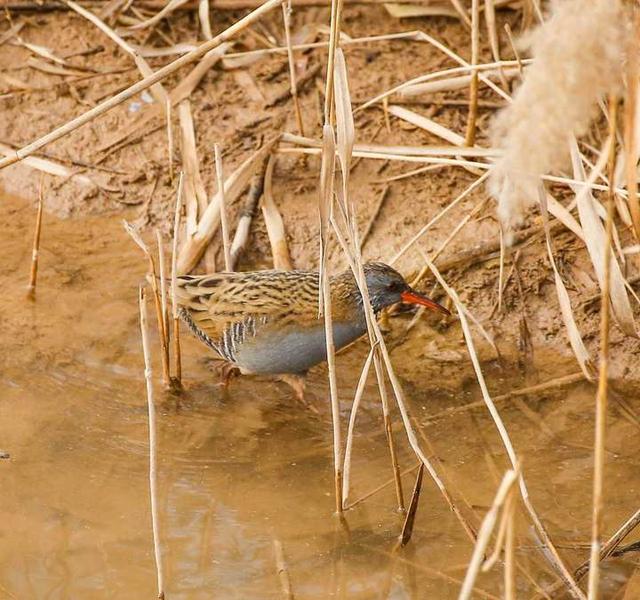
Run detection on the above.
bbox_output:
[166,100,174,182]
[281,0,304,136]
[229,156,269,270]
[0,0,284,170]
[483,0,507,88]
[587,96,618,600]
[399,463,424,546]
[124,222,171,388]
[387,105,465,146]
[171,173,184,386]
[155,230,170,353]
[273,539,294,599]
[261,155,293,270]
[322,0,344,123]
[458,469,518,600]
[503,23,523,75]
[504,487,516,600]
[0,143,95,186]
[497,225,505,312]
[214,144,232,271]
[341,346,374,506]
[26,175,45,300]
[424,258,585,599]
[138,287,165,600]
[464,0,479,146]
[317,124,343,514]
[199,0,213,40]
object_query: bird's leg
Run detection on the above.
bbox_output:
[279,374,318,414]
[219,363,241,389]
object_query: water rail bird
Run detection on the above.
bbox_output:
[175,262,449,399]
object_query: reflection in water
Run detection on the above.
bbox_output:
[1,194,639,599]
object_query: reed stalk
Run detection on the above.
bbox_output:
[587,95,618,600]
[138,287,165,599]
[124,222,172,388]
[166,99,174,183]
[458,469,518,600]
[341,347,374,506]
[171,173,184,386]
[281,0,304,136]
[26,175,45,300]
[464,0,479,146]
[214,144,232,271]
[156,230,170,352]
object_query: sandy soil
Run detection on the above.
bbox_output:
[2,2,640,389]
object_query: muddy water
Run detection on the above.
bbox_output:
[1,193,640,599]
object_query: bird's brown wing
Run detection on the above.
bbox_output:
[175,270,322,357]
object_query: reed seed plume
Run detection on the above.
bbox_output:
[489,0,626,232]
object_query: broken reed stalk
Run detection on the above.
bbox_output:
[504,486,516,600]
[342,347,374,506]
[399,463,424,546]
[229,155,269,270]
[156,230,170,353]
[26,175,45,300]
[262,155,293,270]
[170,173,184,387]
[0,0,285,170]
[138,287,165,600]
[458,469,518,600]
[124,221,171,388]
[464,0,479,146]
[214,144,232,271]
[166,99,174,183]
[281,0,305,136]
[587,95,618,600]
[199,0,213,39]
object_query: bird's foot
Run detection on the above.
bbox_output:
[279,374,318,414]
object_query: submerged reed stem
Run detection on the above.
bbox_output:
[26,175,45,300]
[138,287,165,599]
[587,95,618,600]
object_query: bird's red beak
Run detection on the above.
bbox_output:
[401,289,450,315]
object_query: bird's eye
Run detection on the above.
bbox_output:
[387,281,402,292]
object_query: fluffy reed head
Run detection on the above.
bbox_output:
[489,0,627,233]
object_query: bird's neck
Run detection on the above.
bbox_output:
[329,270,372,324]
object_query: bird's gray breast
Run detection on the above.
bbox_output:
[234,320,366,375]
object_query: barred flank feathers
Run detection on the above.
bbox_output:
[489,0,626,232]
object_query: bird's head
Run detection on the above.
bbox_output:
[363,262,451,315]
